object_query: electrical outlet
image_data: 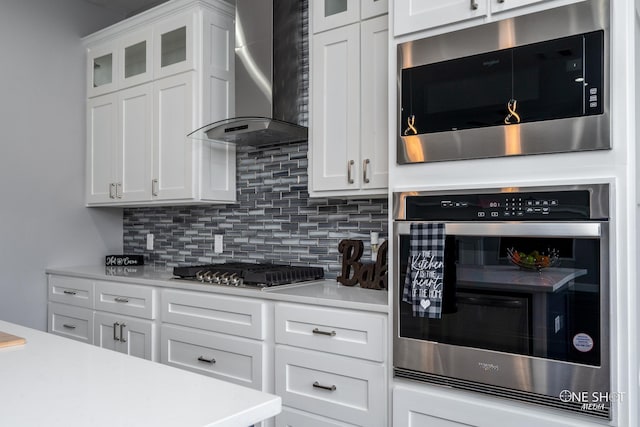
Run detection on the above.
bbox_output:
[146,233,154,250]
[214,234,223,253]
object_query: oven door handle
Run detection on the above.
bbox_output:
[395,221,602,238]
[457,295,526,309]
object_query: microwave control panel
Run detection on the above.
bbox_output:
[405,190,591,221]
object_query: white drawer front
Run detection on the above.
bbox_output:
[48,302,93,344]
[277,407,358,427]
[161,324,264,390]
[275,303,386,361]
[48,275,94,308]
[94,281,156,319]
[162,289,266,340]
[275,346,386,427]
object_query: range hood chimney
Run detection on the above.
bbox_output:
[188,0,308,146]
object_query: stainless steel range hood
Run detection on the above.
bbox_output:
[188,0,308,146]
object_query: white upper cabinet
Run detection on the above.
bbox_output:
[313,0,389,33]
[310,11,388,197]
[393,0,578,37]
[83,0,236,206]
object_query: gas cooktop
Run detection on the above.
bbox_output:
[172,262,325,288]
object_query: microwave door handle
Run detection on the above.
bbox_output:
[395,221,601,238]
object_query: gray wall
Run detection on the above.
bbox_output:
[123,143,388,278]
[0,0,124,329]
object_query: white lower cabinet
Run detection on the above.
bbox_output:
[94,312,156,360]
[161,324,265,390]
[274,302,387,427]
[48,302,93,344]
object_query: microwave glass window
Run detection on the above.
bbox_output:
[402,49,512,134]
[512,35,584,121]
[398,234,601,367]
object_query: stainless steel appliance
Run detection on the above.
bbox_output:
[173,262,324,289]
[393,184,611,419]
[397,0,609,164]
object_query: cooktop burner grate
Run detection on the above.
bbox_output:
[172,262,324,287]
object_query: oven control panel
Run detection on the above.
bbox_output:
[406,190,591,221]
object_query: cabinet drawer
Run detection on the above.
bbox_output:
[161,324,265,390]
[277,407,358,427]
[48,275,94,308]
[94,281,156,319]
[48,302,93,344]
[162,289,266,340]
[275,303,386,361]
[275,346,386,427]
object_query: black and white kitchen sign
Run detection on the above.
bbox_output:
[402,223,445,318]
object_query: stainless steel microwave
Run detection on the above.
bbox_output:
[397,0,609,164]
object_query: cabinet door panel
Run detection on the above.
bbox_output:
[118,84,153,202]
[86,94,117,204]
[153,73,195,200]
[154,12,195,78]
[393,0,487,36]
[360,16,388,190]
[119,317,155,361]
[490,0,546,13]
[277,407,358,426]
[119,28,153,89]
[87,43,117,97]
[94,312,122,353]
[48,275,93,308]
[48,303,93,344]
[311,24,361,192]
[275,346,386,427]
[94,281,156,320]
[361,0,388,19]
[161,324,264,390]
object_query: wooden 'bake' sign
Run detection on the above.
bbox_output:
[337,239,388,290]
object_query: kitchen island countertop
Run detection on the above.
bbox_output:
[0,320,281,427]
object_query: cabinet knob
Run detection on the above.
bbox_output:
[470,0,479,10]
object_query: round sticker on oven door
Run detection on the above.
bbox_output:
[573,333,594,352]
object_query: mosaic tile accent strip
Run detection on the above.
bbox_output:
[123,142,388,278]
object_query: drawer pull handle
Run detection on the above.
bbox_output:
[312,328,336,337]
[113,322,120,341]
[197,356,216,364]
[114,297,129,303]
[63,290,77,295]
[62,324,76,329]
[313,381,337,392]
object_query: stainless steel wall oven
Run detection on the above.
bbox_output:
[393,184,610,419]
[396,0,609,164]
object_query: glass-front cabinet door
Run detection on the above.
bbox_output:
[154,12,195,79]
[120,29,153,89]
[87,44,117,98]
[312,0,360,33]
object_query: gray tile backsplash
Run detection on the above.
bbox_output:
[123,142,388,278]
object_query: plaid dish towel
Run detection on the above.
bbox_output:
[402,223,446,318]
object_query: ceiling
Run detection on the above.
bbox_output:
[81,0,170,18]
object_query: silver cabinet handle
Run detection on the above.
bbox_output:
[62,324,76,330]
[313,381,337,391]
[497,0,505,3]
[63,290,77,295]
[113,322,120,341]
[347,160,355,184]
[116,182,123,199]
[114,297,129,303]
[109,183,116,199]
[152,179,159,196]
[197,356,216,364]
[471,0,479,9]
[119,323,126,343]
[312,328,336,337]
[363,158,371,184]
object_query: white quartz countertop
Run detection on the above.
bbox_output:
[46,265,389,313]
[0,320,281,427]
